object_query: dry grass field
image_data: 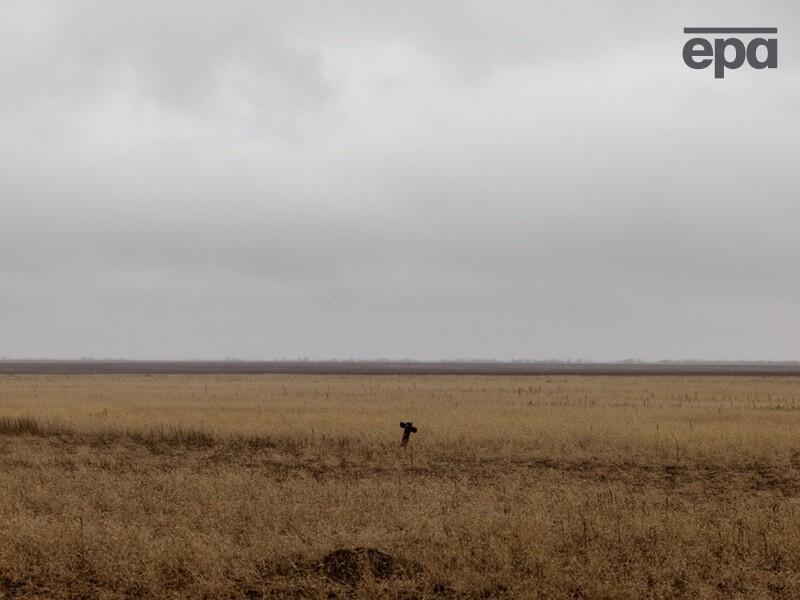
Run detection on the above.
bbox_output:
[2,374,800,598]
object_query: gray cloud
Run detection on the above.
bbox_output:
[1,1,799,360]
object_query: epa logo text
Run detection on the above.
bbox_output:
[683,28,777,78]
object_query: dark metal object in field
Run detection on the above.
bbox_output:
[400,421,417,446]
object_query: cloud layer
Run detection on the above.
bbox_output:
[1,1,798,360]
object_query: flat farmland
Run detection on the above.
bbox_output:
[2,374,800,598]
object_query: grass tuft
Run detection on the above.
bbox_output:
[0,415,55,436]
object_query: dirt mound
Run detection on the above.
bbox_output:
[316,547,423,586]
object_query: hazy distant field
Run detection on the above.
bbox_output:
[2,374,800,598]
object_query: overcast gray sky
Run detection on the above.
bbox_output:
[1,1,798,361]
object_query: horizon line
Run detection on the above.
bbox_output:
[2,358,800,364]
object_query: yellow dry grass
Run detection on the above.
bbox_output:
[1,374,800,598]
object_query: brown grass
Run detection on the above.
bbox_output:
[1,374,800,598]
